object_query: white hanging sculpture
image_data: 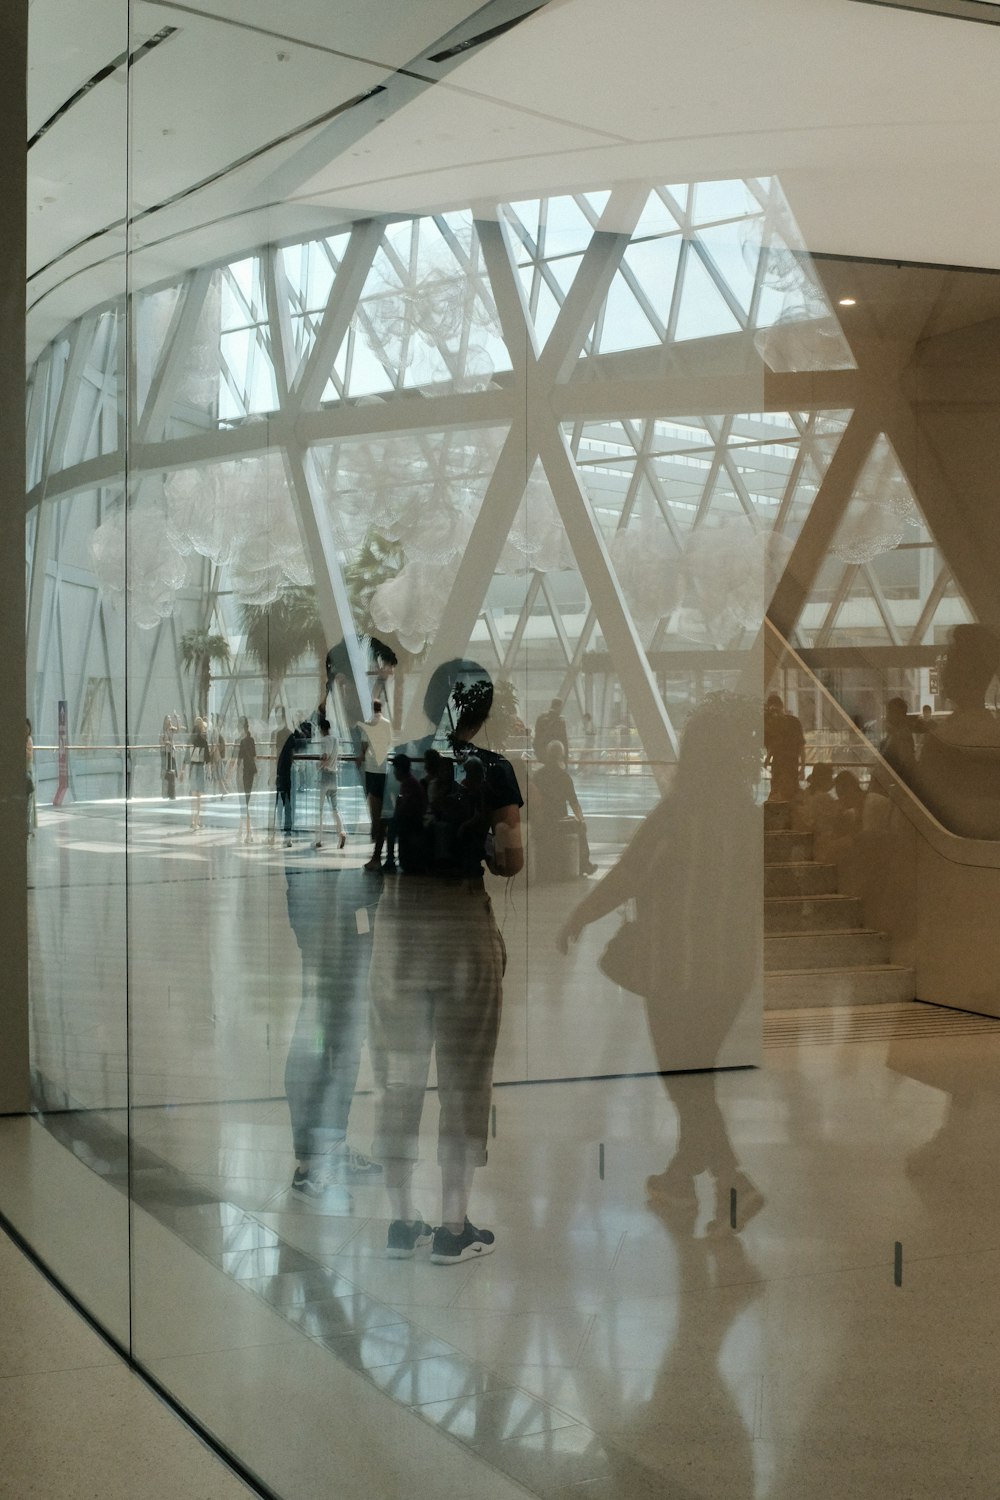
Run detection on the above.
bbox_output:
[607,500,682,639]
[90,488,190,629]
[830,435,918,564]
[685,518,794,642]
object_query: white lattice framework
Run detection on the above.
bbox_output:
[24,176,973,755]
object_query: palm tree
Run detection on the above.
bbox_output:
[239,587,327,715]
[180,628,231,719]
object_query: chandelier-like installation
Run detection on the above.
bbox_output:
[89,486,190,630]
[361,230,501,393]
[684,517,794,644]
[89,452,313,627]
[607,494,682,641]
[830,435,918,563]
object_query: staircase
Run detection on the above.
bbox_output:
[763,801,915,1009]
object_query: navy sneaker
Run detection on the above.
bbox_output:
[430,1219,495,1265]
[386,1218,434,1259]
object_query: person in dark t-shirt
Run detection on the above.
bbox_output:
[368,661,523,1268]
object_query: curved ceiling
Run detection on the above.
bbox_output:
[27,0,1000,357]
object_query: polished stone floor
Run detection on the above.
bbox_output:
[8,797,1000,1498]
[0,1225,254,1500]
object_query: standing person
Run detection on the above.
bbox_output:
[184,717,209,830]
[25,719,35,835]
[235,716,257,843]
[368,662,523,1264]
[356,700,394,872]
[160,715,178,800]
[315,708,346,850]
[211,716,230,794]
[880,697,916,780]
[763,694,805,803]
[269,707,291,844]
[387,752,427,873]
[558,694,763,1227]
[533,697,568,760]
[284,855,382,1198]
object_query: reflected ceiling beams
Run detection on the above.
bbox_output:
[558,605,598,706]
[262,246,297,405]
[400,410,530,742]
[263,230,373,714]
[26,313,102,708]
[500,572,543,676]
[283,443,372,718]
[539,574,586,713]
[537,420,678,765]
[136,268,213,442]
[768,408,880,644]
[860,560,903,647]
[294,221,383,410]
[909,563,951,645]
[558,367,859,421]
[399,188,684,760]
[881,390,1000,633]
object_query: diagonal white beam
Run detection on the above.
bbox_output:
[537,421,678,768]
[293,220,384,411]
[137,267,213,443]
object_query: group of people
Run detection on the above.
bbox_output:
[282,669,771,1258]
[158,712,261,836]
[765,623,1000,847]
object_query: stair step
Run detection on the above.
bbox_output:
[763,801,793,832]
[764,929,889,970]
[765,895,864,933]
[765,862,839,897]
[765,965,916,1009]
[765,830,814,863]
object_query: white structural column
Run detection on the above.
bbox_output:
[264,224,384,714]
[404,188,683,763]
[1,0,28,1114]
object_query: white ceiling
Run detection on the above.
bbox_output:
[26,0,1000,357]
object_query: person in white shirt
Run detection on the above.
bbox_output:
[356,700,394,871]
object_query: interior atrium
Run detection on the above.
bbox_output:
[6,1,1000,1496]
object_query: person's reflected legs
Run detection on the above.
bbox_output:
[283,857,382,1199]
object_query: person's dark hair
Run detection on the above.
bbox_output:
[834,769,863,801]
[240,716,249,734]
[318,714,330,735]
[808,763,834,792]
[372,700,381,713]
[550,698,563,711]
[423,748,441,771]
[675,692,761,794]
[394,753,411,775]
[422,658,492,730]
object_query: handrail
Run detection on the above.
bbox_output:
[765,617,1000,871]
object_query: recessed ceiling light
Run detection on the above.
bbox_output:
[838,298,857,306]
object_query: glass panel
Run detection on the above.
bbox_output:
[16,0,131,1344]
[44,3,1000,1496]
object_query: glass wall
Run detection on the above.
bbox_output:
[12,2,1000,1498]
